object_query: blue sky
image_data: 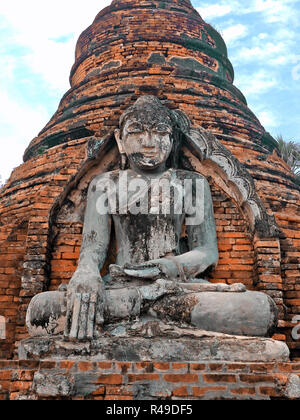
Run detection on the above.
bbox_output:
[0,0,299,182]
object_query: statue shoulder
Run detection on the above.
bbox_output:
[173,169,209,184]
[90,170,121,187]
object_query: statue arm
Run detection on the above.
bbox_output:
[65,175,111,340]
[154,176,218,280]
[172,177,218,278]
[76,176,112,275]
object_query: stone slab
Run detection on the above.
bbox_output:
[19,328,289,363]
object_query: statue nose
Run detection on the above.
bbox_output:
[142,131,155,147]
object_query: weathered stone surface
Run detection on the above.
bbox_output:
[19,323,290,363]
[33,371,74,397]
[285,374,300,399]
[26,291,67,337]
[190,291,277,337]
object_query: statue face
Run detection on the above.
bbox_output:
[116,118,173,171]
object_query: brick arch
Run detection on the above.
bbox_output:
[208,181,256,289]
[13,137,107,349]
[17,133,285,348]
[183,127,279,239]
[46,135,265,292]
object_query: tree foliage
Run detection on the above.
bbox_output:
[276,135,300,186]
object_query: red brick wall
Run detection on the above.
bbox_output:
[0,360,299,400]
[0,221,28,359]
[0,139,87,358]
[276,214,300,356]
[209,184,255,288]
[49,222,82,291]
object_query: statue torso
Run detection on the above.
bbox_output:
[108,168,191,265]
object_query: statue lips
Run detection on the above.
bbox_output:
[140,148,157,158]
[142,152,156,158]
[130,152,158,168]
[143,153,155,159]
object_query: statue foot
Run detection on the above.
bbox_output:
[26,291,67,337]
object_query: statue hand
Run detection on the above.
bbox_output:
[125,258,180,280]
[64,268,105,341]
[110,262,162,280]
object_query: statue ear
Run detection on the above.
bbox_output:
[114,129,125,154]
[115,129,127,170]
[172,109,191,133]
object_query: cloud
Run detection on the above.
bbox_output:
[256,110,280,128]
[230,28,297,69]
[222,24,248,46]
[234,70,277,96]
[199,0,300,24]
[0,90,49,181]
[237,42,288,62]
[0,1,111,181]
[0,1,111,92]
[250,0,300,24]
[23,39,76,92]
[198,4,232,19]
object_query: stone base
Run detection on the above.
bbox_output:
[19,329,289,363]
[1,359,300,400]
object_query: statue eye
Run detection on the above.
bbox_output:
[153,124,171,134]
[127,124,143,134]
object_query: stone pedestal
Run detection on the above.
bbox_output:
[19,323,289,363]
[4,322,298,400]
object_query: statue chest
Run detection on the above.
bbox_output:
[113,213,183,264]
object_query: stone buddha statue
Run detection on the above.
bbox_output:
[26,96,278,349]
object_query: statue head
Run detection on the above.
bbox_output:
[115,96,189,171]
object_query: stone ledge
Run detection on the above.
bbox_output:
[18,333,290,363]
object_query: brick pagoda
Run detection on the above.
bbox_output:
[0,0,299,400]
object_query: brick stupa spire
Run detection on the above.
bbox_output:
[24,0,276,161]
[0,0,299,365]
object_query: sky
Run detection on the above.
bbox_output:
[0,0,299,183]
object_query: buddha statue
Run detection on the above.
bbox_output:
[26,96,278,345]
